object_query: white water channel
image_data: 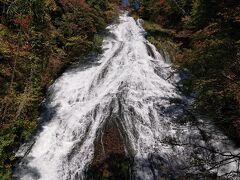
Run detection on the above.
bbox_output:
[14,12,240,180]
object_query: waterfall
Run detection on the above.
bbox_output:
[14,12,240,180]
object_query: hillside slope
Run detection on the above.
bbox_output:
[137,0,240,145]
[0,0,118,178]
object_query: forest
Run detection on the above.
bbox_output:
[137,0,240,143]
[0,0,118,178]
[0,0,240,179]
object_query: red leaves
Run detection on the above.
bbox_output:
[159,0,166,5]
[13,14,32,31]
[79,0,85,5]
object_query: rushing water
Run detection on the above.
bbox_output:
[14,12,240,180]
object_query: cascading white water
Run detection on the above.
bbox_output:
[14,12,240,180]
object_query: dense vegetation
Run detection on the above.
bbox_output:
[137,0,240,144]
[0,0,118,178]
[1,0,239,178]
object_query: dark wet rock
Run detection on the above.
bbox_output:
[87,120,130,180]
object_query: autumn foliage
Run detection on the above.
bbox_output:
[0,0,119,178]
[140,0,240,144]
[13,14,32,31]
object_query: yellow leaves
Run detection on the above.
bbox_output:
[67,35,87,42]
[0,40,11,55]
[144,21,174,35]
[16,88,37,108]
[182,15,191,26]
[0,25,11,55]
[14,85,39,119]
[45,0,58,11]
[0,24,8,36]
[144,21,162,31]
[0,84,39,122]
[0,65,11,77]
[65,35,88,47]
